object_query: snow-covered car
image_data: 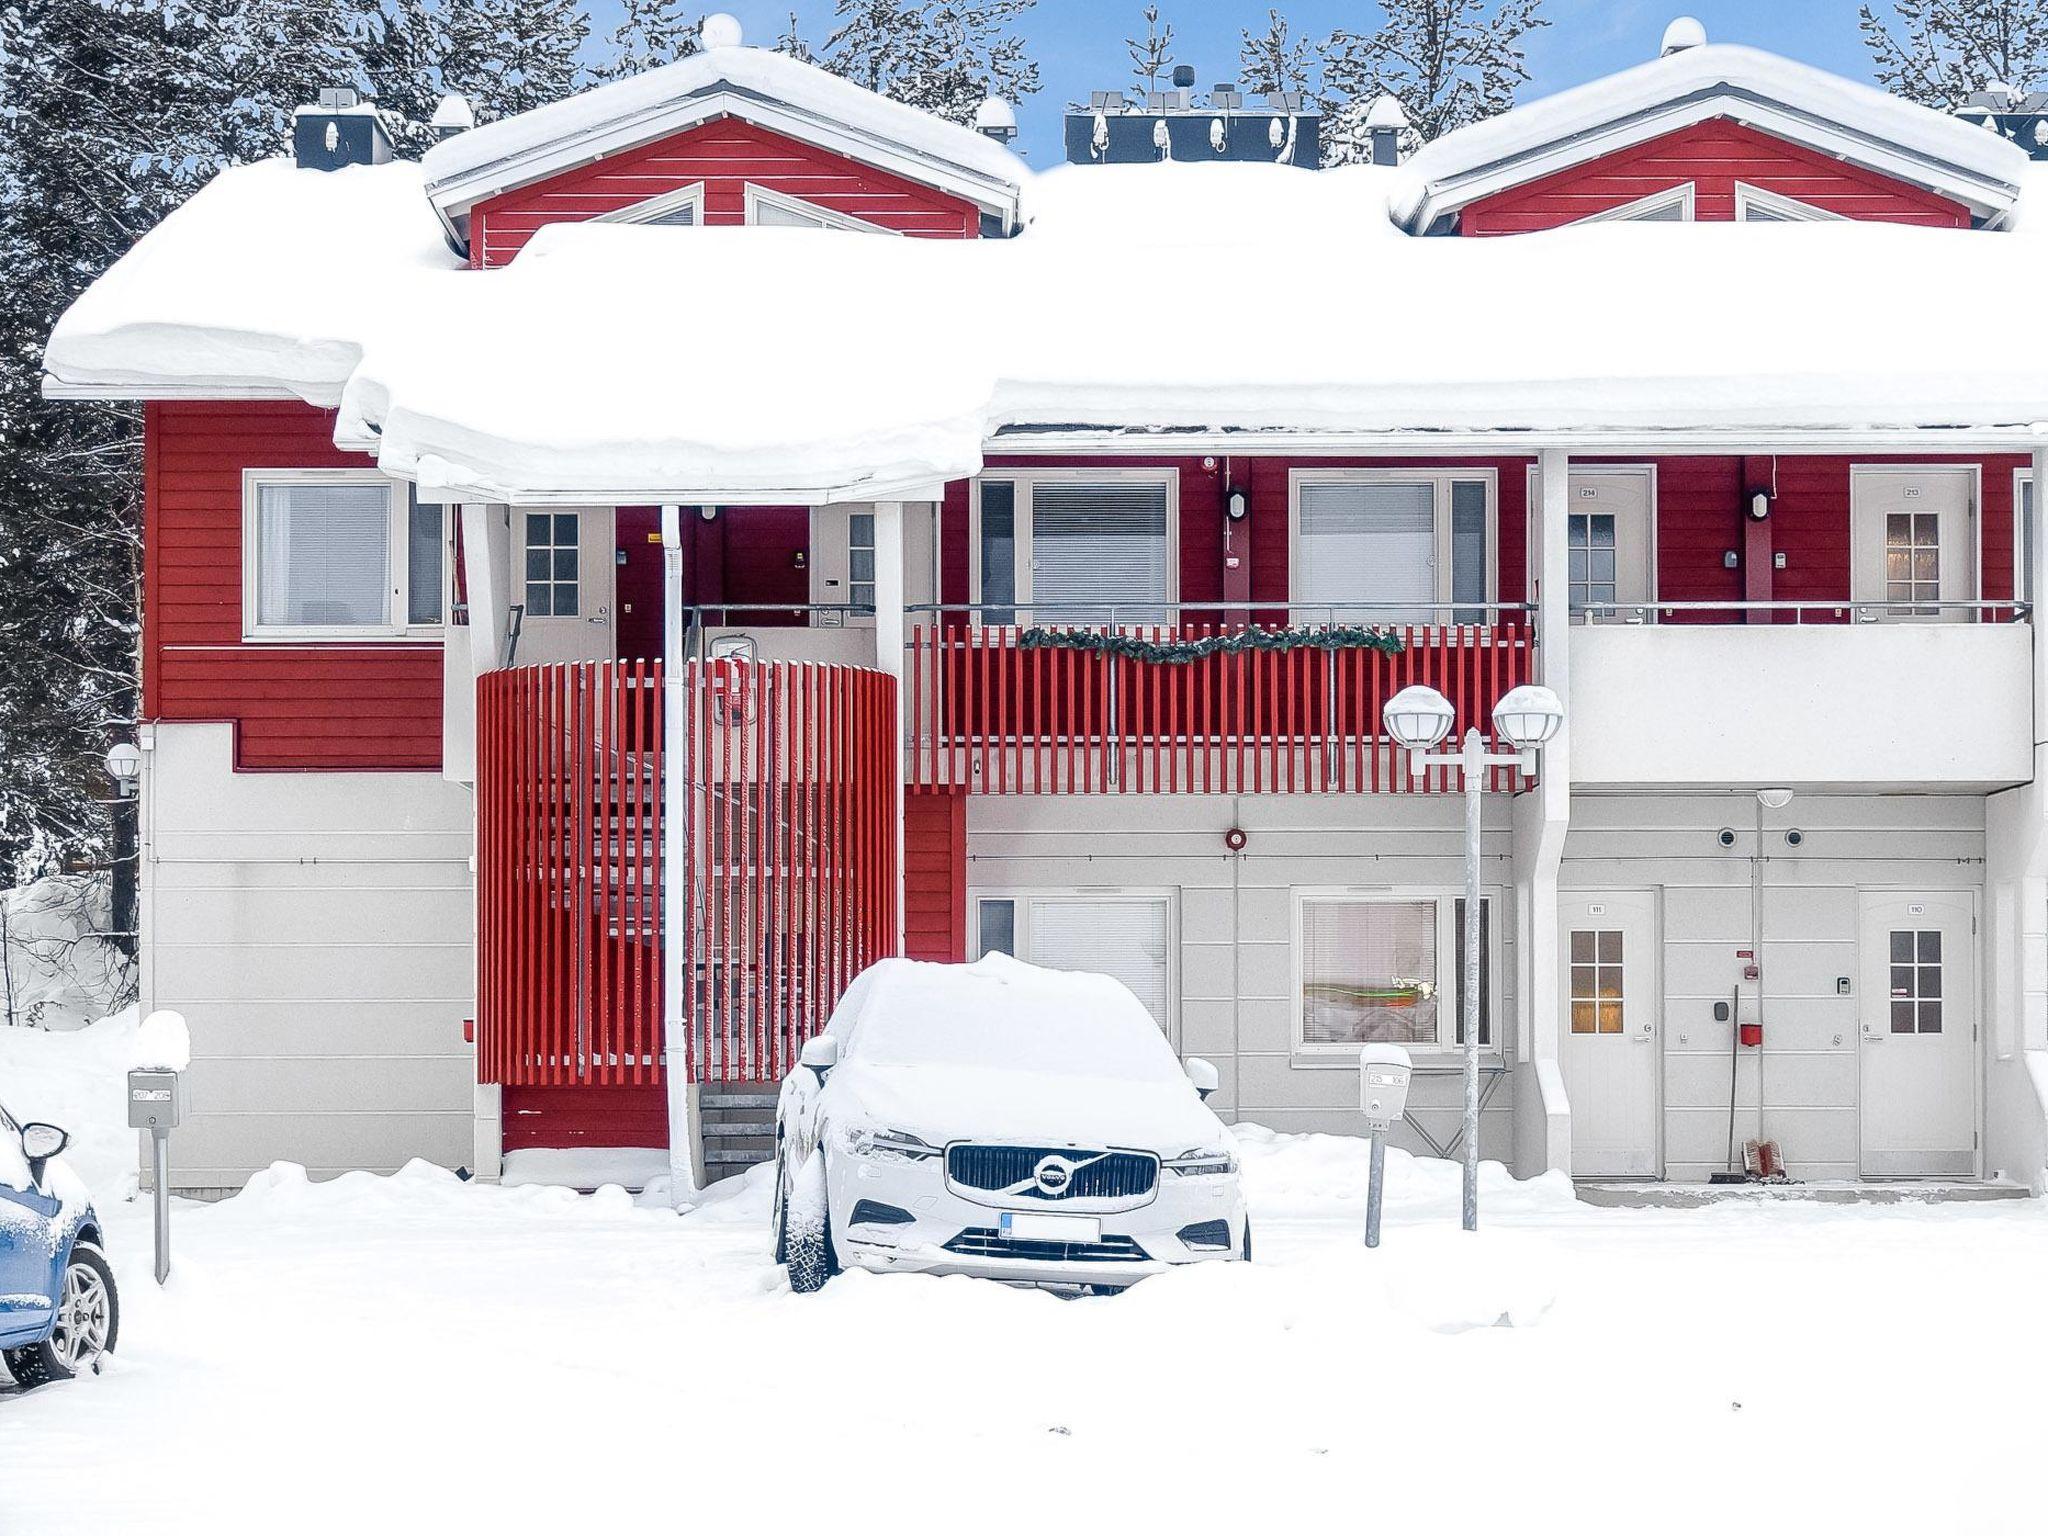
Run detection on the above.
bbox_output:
[0,1101,119,1386]
[771,954,1247,1292]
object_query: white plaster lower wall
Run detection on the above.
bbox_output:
[138,724,476,1193]
[1564,793,1986,1182]
[966,794,1522,1162]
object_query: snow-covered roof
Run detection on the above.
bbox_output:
[419,39,1029,243]
[1396,43,2031,231]
[44,154,2048,502]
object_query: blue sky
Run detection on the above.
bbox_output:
[646,2,1878,161]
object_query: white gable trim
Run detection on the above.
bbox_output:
[594,181,705,226]
[742,183,898,234]
[427,89,1016,243]
[1572,183,1696,224]
[1733,180,1847,223]
[1405,93,2019,233]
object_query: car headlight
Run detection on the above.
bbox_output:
[840,1126,942,1164]
[1164,1147,1237,1177]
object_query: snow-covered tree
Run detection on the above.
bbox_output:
[1239,9,1317,98]
[593,0,701,83]
[823,0,1039,125]
[440,0,591,121]
[1127,5,1176,93]
[1321,0,1546,163]
[1859,0,2048,109]
[772,11,817,63]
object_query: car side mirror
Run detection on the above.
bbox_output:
[799,1035,840,1081]
[20,1121,68,1166]
[1184,1057,1220,1101]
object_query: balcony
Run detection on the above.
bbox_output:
[1569,603,2034,789]
[906,604,1537,795]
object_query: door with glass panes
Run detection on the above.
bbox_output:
[1564,472,1652,620]
[1858,891,1976,1177]
[1850,468,1974,621]
[973,894,1173,1039]
[515,507,615,664]
[1558,891,1660,1177]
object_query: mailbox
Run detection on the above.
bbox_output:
[1358,1043,1413,1133]
[127,1069,182,1131]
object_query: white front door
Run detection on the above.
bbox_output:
[514,507,614,664]
[1566,472,1653,620]
[1859,891,1977,1178]
[1850,467,1974,621]
[1560,891,1660,1177]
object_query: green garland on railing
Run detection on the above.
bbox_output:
[1016,623,1406,664]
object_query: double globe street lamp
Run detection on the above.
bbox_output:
[1381,682,1565,1233]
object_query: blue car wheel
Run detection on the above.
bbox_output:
[4,1242,119,1388]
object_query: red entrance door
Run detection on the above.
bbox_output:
[615,506,664,662]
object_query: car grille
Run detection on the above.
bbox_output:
[943,1228,1151,1265]
[946,1144,1160,1202]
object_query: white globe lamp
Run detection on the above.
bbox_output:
[1490,684,1565,750]
[1381,685,1456,752]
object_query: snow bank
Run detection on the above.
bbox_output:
[500,1145,671,1191]
[0,1007,141,1202]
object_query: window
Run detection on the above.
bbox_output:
[1885,510,1941,615]
[972,472,1175,626]
[597,183,703,228]
[1734,183,1845,223]
[744,185,896,233]
[2018,473,2034,607]
[1888,929,1944,1034]
[972,893,1171,1029]
[524,512,580,618]
[847,510,876,614]
[242,471,443,640]
[1290,470,1494,624]
[1574,184,1695,224]
[1569,511,1618,611]
[1568,929,1626,1034]
[1297,893,1495,1053]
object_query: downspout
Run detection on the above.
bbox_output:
[661,504,702,1202]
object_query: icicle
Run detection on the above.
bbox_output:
[1153,118,1172,161]
[1274,114,1297,164]
[1092,110,1109,160]
[1210,117,1226,154]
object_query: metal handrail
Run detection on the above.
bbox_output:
[679,602,872,665]
[1576,599,2031,624]
[906,600,1535,623]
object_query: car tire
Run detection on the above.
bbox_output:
[784,1150,836,1295]
[3,1241,119,1388]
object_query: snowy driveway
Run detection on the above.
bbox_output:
[5,1131,2048,1536]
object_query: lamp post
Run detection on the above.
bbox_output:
[1381,682,1564,1232]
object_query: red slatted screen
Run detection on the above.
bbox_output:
[907,620,1535,795]
[475,660,899,1089]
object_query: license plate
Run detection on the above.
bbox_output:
[1000,1211,1101,1243]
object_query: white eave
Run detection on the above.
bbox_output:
[1396,44,2029,232]
[420,55,1026,247]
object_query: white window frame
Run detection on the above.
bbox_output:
[969,887,1178,1041]
[1291,887,1506,1063]
[596,181,705,227]
[968,467,1181,624]
[2016,469,2034,607]
[1286,467,1498,620]
[1733,181,1846,223]
[241,469,444,642]
[743,183,898,234]
[1573,183,1695,224]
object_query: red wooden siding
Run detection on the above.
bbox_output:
[678,504,810,621]
[501,1083,668,1153]
[144,400,442,771]
[471,117,980,266]
[1461,119,1973,233]
[904,789,967,962]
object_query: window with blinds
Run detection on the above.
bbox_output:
[1027,898,1170,1028]
[1027,480,1170,625]
[253,480,393,631]
[1294,475,1491,623]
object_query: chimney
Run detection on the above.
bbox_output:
[974,97,1019,144]
[1365,95,1409,167]
[429,93,475,142]
[293,88,394,172]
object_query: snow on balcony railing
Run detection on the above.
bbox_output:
[1576,600,2032,625]
[906,603,1536,795]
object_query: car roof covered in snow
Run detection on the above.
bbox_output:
[43,154,2048,502]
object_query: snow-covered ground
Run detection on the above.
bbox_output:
[5,1020,2047,1534]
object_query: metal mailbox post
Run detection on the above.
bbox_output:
[1359,1044,1413,1249]
[127,1067,182,1284]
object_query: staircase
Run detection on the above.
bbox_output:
[699,1082,779,1182]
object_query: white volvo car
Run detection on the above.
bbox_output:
[772,954,1247,1292]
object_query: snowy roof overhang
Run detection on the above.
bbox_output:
[420,43,1028,247]
[1396,44,2030,232]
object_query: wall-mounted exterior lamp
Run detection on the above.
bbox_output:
[1226,487,1249,522]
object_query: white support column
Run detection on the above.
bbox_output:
[458,503,511,677]
[873,500,908,953]
[1985,445,2048,1190]
[456,502,512,1176]
[1512,448,1573,1178]
[660,504,702,1202]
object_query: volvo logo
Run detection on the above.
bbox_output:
[1033,1156,1074,1195]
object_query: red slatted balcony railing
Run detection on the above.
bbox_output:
[906,605,1537,795]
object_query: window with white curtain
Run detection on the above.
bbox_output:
[243,472,438,639]
[973,472,1174,625]
[973,893,1172,1029]
[1290,471,1494,624]
[1297,892,1495,1053]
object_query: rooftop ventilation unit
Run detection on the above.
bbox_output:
[1065,65,1320,167]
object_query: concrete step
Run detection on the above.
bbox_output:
[701,1120,775,1139]
[699,1091,779,1109]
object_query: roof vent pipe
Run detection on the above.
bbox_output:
[974,97,1018,143]
[1661,16,1707,56]
[700,12,743,49]
[429,93,474,141]
[1365,94,1409,166]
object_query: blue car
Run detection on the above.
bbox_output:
[0,1099,118,1386]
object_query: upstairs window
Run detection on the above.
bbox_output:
[1290,470,1493,624]
[243,471,444,640]
[1575,183,1695,224]
[972,470,1175,626]
[1733,182,1845,223]
[2018,472,2035,607]
[598,183,702,228]
[744,185,894,233]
